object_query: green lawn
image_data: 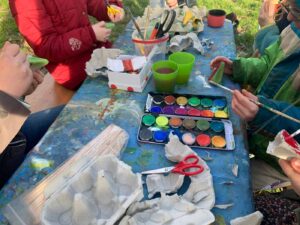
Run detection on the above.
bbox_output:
[0,0,261,56]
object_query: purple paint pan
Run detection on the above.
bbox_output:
[162,106,175,114]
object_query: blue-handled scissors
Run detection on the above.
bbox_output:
[141,154,204,176]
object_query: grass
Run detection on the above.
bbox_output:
[0,0,261,56]
[0,0,23,46]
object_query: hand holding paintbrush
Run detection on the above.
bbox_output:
[209,59,300,124]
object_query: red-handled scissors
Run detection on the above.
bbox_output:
[141,154,204,176]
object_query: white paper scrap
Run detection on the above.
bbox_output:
[214,203,234,209]
[230,211,263,225]
[107,56,147,72]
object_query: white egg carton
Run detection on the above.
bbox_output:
[41,155,143,225]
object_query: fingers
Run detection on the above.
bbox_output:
[210,56,233,74]
[33,70,44,84]
[16,51,28,65]
[2,42,20,57]
[241,89,258,101]
[279,159,298,179]
[103,29,111,41]
[231,90,259,121]
[98,21,105,27]
[233,90,255,108]
[108,6,124,22]
[92,22,112,42]
[231,93,245,117]
[290,158,300,174]
[2,42,28,66]
[210,56,232,68]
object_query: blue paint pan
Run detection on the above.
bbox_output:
[210,121,224,132]
[153,130,168,142]
[213,99,227,109]
[151,106,162,114]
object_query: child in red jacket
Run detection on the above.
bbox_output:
[9,0,124,90]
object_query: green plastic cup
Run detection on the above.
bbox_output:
[168,52,195,84]
[152,60,178,93]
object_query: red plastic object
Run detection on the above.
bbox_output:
[282,130,299,150]
[171,154,204,176]
[127,87,134,92]
[207,9,226,28]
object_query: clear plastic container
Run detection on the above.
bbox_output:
[132,30,169,56]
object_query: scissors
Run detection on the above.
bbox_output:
[105,0,121,16]
[155,10,176,38]
[141,154,204,176]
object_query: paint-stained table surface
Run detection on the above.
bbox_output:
[0,21,254,224]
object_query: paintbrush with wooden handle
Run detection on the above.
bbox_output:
[209,80,300,124]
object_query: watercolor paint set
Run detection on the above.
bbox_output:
[137,114,235,150]
[145,92,229,119]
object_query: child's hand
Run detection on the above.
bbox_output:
[210,56,233,75]
[0,42,33,98]
[279,158,300,196]
[92,21,112,42]
[166,0,178,8]
[108,5,125,22]
[24,70,44,96]
[231,89,259,121]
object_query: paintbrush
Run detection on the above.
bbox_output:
[209,80,300,124]
[285,129,300,141]
[126,7,144,40]
[144,7,150,40]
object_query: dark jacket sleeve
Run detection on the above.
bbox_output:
[249,95,300,141]
[0,91,30,154]
[9,0,97,63]
[87,0,123,22]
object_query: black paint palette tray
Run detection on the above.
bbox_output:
[145,92,229,119]
[137,113,235,151]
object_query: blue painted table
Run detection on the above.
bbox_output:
[0,21,254,224]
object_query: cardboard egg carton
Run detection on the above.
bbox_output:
[42,155,143,225]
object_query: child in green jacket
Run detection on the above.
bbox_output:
[211,0,300,171]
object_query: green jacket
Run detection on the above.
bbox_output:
[232,23,300,170]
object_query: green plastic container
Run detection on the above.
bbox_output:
[152,60,178,93]
[168,52,195,84]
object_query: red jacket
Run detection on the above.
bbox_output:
[10,0,122,90]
